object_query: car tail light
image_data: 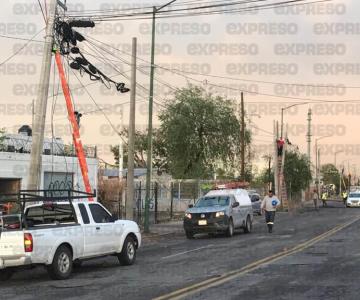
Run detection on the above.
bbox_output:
[24,233,33,252]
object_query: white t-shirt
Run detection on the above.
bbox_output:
[261,195,281,212]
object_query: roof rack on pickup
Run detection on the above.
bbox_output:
[0,189,96,204]
[0,190,96,228]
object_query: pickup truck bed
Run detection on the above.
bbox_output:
[0,200,141,280]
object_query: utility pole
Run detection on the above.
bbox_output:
[274,121,279,197]
[307,108,312,166]
[240,92,245,181]
[126,37,137,221]
[144,0,177,233]
[119,138,123,212]
[307,108,312,199]
[268,156,272,190]
[28,0,57,190]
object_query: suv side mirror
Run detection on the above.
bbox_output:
[232,202,239,208]
[188,204,194,208]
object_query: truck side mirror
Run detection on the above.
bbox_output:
[110,215,118,222]
[232,202,239,208]
[188,204,193,208]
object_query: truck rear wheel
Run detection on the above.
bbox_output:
[0,269,14,281]
[47,245,73,280]
[118,236,137,266]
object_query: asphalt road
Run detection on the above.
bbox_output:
[1,202,359,300]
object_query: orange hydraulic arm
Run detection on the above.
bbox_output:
[54,52,93,201]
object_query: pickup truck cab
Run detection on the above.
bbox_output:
[0,199,141,281]
[183,188,253,238]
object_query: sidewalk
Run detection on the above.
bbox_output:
[141,220,184,243]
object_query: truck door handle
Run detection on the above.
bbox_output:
[96,227,100,230]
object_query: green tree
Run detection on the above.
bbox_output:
[110,128,168,171]
[159,85,249,179]
[321,163,340,189]
[284,150,312,194]
[252,166,274,189]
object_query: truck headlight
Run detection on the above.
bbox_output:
[215,211,225,218]
[185,213,192,219]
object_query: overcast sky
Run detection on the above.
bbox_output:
[1,0,359,175]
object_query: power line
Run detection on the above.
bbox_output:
[0,28,45,66]
[68,64,126,141]
[67,0,238,15]
[84,36,360,104]
[0,34,44,43]
[82,38,176,103]
[37,0,47,23]
[69,0,332,21]
[67,0,259,17]
[83,35,360,91]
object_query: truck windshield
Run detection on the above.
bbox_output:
[195,196,230,207]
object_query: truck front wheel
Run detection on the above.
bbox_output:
[47,245,73,280]
[117,236,137,266]
[0,269,14,281]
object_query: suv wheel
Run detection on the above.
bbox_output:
[0,269,14,281]
[47,245,73,280]
[226,219,234,237]
[118,236,137,266]
[244,215,252,233]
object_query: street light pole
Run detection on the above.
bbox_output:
[144,0,177,233]
[334,150,343,167]
[280,102,307,139]
[315,135,332,195]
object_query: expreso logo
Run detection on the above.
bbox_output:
[188,43,258,56]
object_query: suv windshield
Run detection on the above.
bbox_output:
[349,193,360,198]
[195,196,230,207]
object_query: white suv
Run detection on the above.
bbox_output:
[346,191,360,207]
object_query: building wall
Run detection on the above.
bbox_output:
[0,152,98,194]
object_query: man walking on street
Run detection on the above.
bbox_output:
[261,190,281,233]
[313,189,319,211]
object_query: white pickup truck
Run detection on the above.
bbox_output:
[0,193,141,281]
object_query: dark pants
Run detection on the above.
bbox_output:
[265,211,276,232]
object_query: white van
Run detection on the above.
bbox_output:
[183,188,254,238]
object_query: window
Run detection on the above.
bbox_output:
[78,203,90,224]
[195,196,230,207]
[89,204,112,223]
[26,204,75,225]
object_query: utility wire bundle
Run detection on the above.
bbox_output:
[54,19,130,93]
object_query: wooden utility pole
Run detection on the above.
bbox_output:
[268,155,272,190]
[144,0,178,233]
[28,0,57,190]
[126,37,137,221]
[307,108,312,165]
[240,92,245,181]
[274,120,279,197]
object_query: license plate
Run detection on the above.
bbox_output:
[198,220,207,226]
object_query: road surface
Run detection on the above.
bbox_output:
[1,202,359,300]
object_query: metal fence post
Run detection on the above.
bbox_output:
[154,182,158,224]
[170,182,174,219]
